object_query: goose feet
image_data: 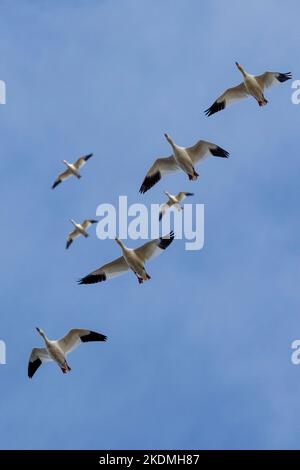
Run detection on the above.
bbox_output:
[61,362,71,373]
[258,98,268,107]
[136,273,151,284]
[188,168,199,181]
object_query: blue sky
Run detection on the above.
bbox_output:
[0,0,300,450]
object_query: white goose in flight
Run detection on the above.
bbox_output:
[28,327,107,378]
[205,63,292,116]
[66,218,97,249]
[52,153,93,189]
[159,191,194,221]
[79,231,174,285]
[139,134,229,193]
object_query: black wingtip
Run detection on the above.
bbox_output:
[66,240,72,249]
[78,273,106,285]
[205,100,225,117]
[28,358,42,379]
[158,231,175,249]
[185,192,194,197]
[89,219,98,224]
[139,172,161,194]
[210,146,230,159]
[159,212,163,221]
[52,180,61,189]
[277,72,292,83]
[81,331,107,343]
[84,153,93,161]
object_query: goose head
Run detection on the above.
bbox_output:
[164,133,173,145]
[235,62,246,75]
[164,190,172,198]
[36,327,45,337]
[115,237,125,250]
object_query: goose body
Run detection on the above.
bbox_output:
[66,218,97,249]
[52,153,93,189]
[166,134,198,180]
[159,191,194,221]
[28,328,107,378]
[205,63,292,116]
[139,134,229,193]
[119,243,149,282]
[79,231,175,285]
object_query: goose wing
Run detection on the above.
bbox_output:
[205,83,248,116]
[78,256,129,284]
[73,153,93,170]
[186,140,230,164]
[66,229,81,249]
[28,348,51,378]
[81,219,97,230]
[134,231,174,262]
[52,169,72,189]
[139,156,178,194]
[57,329,107,354]
[159,201,173,221]
[255,71,292,90]
[176,192,194,202]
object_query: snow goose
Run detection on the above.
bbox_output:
[79,231,174,285]
[205,63,292,116]
[28,327,107,378]
[66,218,97,249]
[159,191,194,221]
[52,153,93,189]
[139,133,229,193]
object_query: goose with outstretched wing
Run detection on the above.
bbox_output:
[159,191,194,221]
[205,62,291,116]
[52,153,93,189]
[66,218,97,249]
[28,327,107,378]
[139,134,229,194]
[79,232,175,285]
